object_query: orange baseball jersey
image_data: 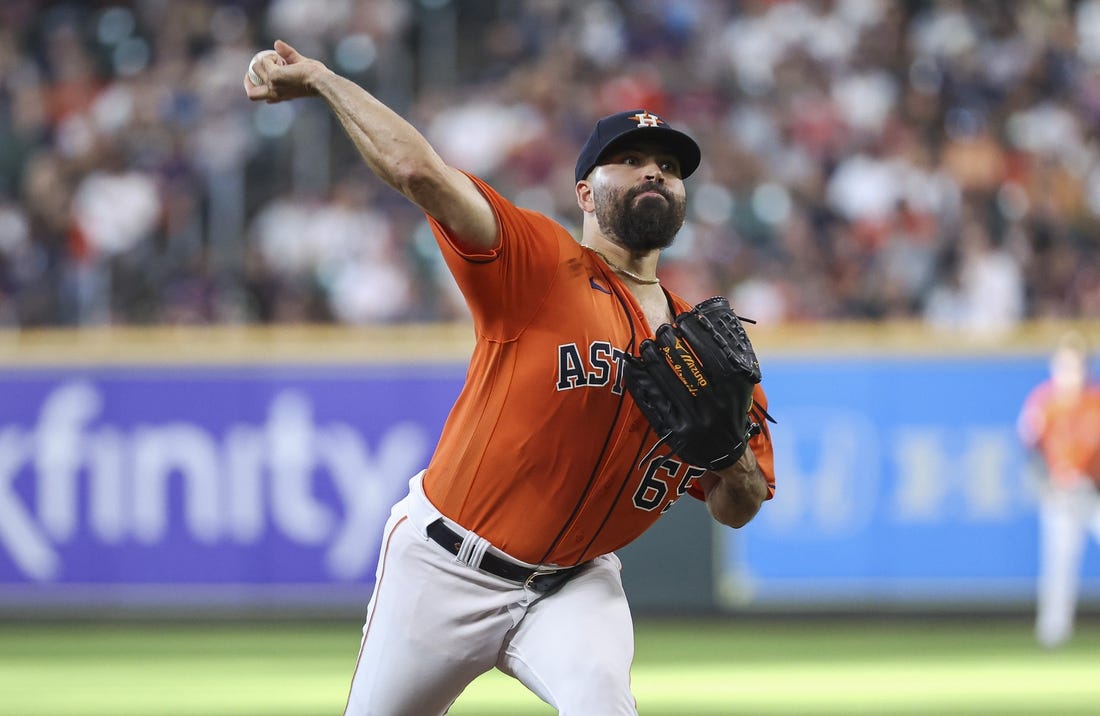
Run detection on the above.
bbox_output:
[421,174,775,566]
[1018,380,1100,485]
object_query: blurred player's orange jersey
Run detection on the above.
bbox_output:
[421,175,774,566]
[1019,381,1100,485]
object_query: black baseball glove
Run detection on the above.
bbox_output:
[623,296,773,471]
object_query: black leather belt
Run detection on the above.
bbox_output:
[426,519,582,593]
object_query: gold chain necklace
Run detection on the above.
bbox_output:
[587,247,660,285]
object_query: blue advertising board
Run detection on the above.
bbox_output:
[0,365,462,608]
[721,354,1100,607]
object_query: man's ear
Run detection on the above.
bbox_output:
[576,179,595,213]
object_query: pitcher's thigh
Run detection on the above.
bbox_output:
[500,555,637,715]
[344,518,513,716]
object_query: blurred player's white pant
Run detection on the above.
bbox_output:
[344,472,637,715]
[1036,481,1100,648]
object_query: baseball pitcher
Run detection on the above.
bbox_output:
[246,41,776,715]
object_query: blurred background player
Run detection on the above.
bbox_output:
[1018,331,1100,648]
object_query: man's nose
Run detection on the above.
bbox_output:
[643,161,665,182]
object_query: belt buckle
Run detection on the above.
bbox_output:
[523,567,559,589]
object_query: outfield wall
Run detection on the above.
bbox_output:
[0,323,1097,615]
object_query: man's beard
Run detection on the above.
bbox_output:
[593,182,686,251]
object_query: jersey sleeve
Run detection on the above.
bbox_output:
[747,384,777,499]
[1086,388,1100,480]
[1017,382,1051,448]
[425,172,570,341]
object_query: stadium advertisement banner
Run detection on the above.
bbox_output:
[0,366,462,607]
[1,356,1097,610]
[722,355,1100,607]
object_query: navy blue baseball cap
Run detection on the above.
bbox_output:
[574,109,701,183]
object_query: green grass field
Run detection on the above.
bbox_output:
[1,616,1097,715]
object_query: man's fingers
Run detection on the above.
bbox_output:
[244,46,294,101]
[245,84,270,101]
[243,42,315,102]
[273,39,299,63]
[245,50,272,89]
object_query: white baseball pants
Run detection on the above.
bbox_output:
[343,472,638,715]
[1036,479,1100,648]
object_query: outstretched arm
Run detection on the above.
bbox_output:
[244,40,498,251]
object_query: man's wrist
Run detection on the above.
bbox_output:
[718,448,757,481]
[715,449,766,498]
[307,66,337,96]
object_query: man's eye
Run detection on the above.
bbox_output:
[623,156,638,165]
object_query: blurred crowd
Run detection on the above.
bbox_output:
[2,0,1100,331]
